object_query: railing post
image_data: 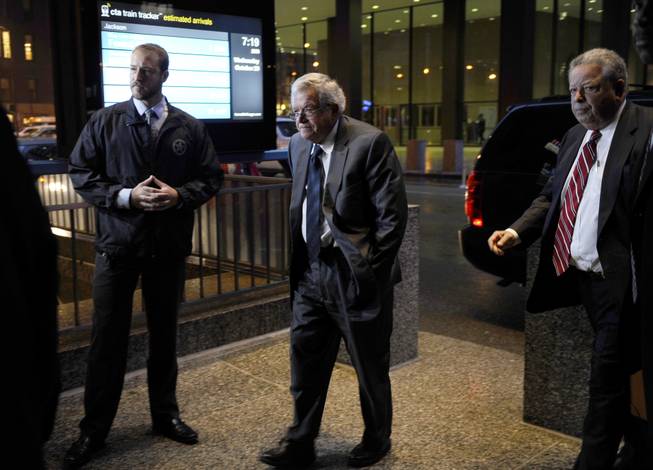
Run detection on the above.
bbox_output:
[264,190,271,283]
[233,192,240,291]
[247,190,255,288]
[215,192,222,295]
[69,209,80,327]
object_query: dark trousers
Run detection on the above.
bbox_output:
[286,247,393,446]
[80,253,185,442]
[640,298,653,468]
[574,269,640,470]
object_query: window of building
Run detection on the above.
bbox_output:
[305,21,327,75]
[24,34,33,61]
[533,0,554,98]
[533,0,604,98]
[0,0,55,140]
[2,29,12,59]
[362,13,371,122]
[0,77,11,101]
[276,24,304,117]
[412,2,443,144]
[464,0,500,144]
[554,0,581,95]
[584,0,602,49]
[27,78,36,100]
[629,7,648,87]
[371,8,410,145]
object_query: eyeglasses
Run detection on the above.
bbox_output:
[288,106,324,120]
[569,84,602,97]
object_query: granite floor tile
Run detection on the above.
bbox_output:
[44,331,583,469]
[513,440,579,470]
[221,337,294,387]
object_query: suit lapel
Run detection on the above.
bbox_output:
[290,140,312,237]
[637,151,653,202]
[598,102,637,236]
[324,117,349,208]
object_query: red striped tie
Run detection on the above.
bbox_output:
[552,130,601,276]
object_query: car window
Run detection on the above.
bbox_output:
[277,120,298,137]
[39,129,57,138]
[478,103,577,174]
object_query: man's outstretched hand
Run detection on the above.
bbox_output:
[487,230,519,256]
[131,175,179,211]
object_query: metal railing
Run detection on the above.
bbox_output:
[38,173,292,331]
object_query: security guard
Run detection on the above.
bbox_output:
[64,43,222,469]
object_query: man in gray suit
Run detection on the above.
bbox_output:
[489,49,650,469]
[260,73,407,468]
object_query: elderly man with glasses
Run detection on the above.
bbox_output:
[260,73,407,468]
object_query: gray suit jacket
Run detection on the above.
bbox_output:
[511,101,650,312]
[288,115,408,320]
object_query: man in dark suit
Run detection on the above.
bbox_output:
[260,73,407,468]
[1,105,60,469]
[488,48,650,469]
[631,1,653,466]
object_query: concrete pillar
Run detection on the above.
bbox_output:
[441,0,465,172]
[328,0,362,119]
[50,0,86,159]
[498,0,535,120]
[339,205,420,367]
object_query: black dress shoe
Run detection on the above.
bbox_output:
[613,441,646,470]
[63,434,105,469]
[152,417,198,444]
[260,439,316,468]
[347,439,391,468]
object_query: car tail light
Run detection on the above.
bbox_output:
[465,170,483,227]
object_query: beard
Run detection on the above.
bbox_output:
[131,83,157,101]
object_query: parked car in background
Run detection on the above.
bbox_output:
[275,116,297,149]
[17,124,57,138]
[257,117,297,177]
[17,137,58,161]
[459,92,653,285]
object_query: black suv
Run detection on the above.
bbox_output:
[459,92,653,285]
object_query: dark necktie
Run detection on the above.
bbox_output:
[306,145,324,263]
[144,108,157,137]
[552,130,602,276]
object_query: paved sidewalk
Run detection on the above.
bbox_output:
[44,330,579,469]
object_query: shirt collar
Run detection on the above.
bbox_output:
[132,96,166,118]
[317,117,340,154]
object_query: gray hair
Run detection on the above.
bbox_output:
[291,73,346,114]
[133,43,169,71]
[569,48,628,88]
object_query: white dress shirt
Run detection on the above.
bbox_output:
[561,101,626,273]
[301,118,339,246]
[116,97,169,209]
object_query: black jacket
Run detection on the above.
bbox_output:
[69,99,223,259]
[632,133,653,465]
[511,102,651,312]
[1,105,59,467]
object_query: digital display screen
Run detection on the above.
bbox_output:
[97,1,263,121]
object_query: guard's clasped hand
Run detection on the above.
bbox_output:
[131,175,179,211]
